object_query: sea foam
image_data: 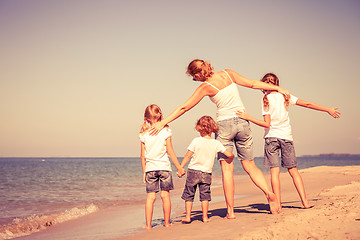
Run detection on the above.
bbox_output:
[0,204,98,240]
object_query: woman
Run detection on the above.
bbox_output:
[150,59,289,216]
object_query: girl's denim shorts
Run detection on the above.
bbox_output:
[145,170,174,193]
[264,137,297,168]
[215,117,254,161]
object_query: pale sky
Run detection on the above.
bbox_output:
[1,0,359,157]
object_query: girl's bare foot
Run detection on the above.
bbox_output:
[203,217,211,223]
[181,216,191,224]
[224,214,236,219]
[301,198,315,209]
[303,202,315,209]
[164,222,173,228]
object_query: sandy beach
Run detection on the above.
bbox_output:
[122,165,360,240]
[16,165,360,240]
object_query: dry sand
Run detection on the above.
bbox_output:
[122,166,360,240]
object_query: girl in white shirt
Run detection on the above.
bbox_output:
[140,104,185,229]
[237,73,340,211]
[179,116,234,223]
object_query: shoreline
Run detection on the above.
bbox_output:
[9,165,360,240]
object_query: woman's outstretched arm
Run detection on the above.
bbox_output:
[226,69,290,98]
[149,84,209,135]
[237,110,271,128]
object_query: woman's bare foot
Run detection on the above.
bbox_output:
[267,192,280,214]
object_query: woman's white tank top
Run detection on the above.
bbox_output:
[206,70,246,121]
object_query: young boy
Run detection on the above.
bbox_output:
[178,116,234,223]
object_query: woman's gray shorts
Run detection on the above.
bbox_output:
[215,117,254,161]
[264,137,297,168]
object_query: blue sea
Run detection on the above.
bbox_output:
[0,155,359,239]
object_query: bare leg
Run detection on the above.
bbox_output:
[241,159,280,214]
[220,160,236,219]
[160,190,171,227]
[182,201,192,223]
[288,167,314,209]
[270,167,282,211]
[145,192,156,229]
[201,201,210,222]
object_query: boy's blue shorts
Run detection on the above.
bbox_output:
[181,169,212,202]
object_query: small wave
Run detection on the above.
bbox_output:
[0,204,98,240]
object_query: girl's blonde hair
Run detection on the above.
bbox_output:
[140,104,163,133]
[186,59,214,82]
[195,116,219,136]
[261,73,289,110]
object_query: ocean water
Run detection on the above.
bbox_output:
[0,155,359,239]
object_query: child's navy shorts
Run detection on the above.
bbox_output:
[181,169,212,202]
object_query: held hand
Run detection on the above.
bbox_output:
[180,168,186,177]
[328,107,341,118]
[236,110,249,120]
[177,168,186,178]
[149,121,165,136]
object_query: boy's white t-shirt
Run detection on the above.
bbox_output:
[187,137,227,173]
[139,128,172,172]
[262,92,298,141]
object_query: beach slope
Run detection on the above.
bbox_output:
[122,166,360,240]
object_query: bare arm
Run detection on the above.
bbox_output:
[296,99,341,118]
[176,150,193,178]
[166,137,185,175]
[150,84,209,135]
[140,142,146,183]
[222,149,235,164]
[226,69,290,98]
[237,110,271,128]
[180,150,193,168]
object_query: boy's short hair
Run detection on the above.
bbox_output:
[195,116,219,135]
